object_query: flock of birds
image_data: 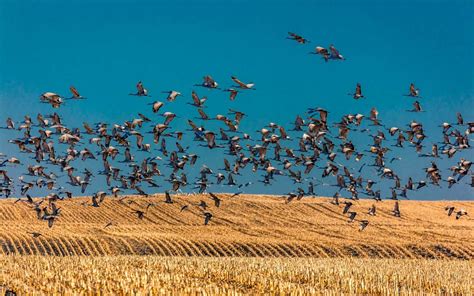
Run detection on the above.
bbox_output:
[0,32,472,237]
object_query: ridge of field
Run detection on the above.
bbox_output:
[1,256,472,295]
[0,194,472,258]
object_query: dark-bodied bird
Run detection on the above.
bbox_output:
[130,81,149,96]
[349,83,364,100]
[347,211,357,223]
[456,209,468,220]
[406,83,420,98]
[445,206,455,216]
[287,32,309,44]
[203,212,213,225]
[342,201,353,214]
[209,192,221,207]
[134,210,145,220]
[359,220,369,231]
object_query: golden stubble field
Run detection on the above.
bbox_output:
[0,194,473,294]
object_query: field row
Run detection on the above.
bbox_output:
[1,195,472,258]
[0,234,473,259]
[1,256,472,295]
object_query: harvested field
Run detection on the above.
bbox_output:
[0,194,472,258]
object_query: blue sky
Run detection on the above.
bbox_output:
[0,0,473,199]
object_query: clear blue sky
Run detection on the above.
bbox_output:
[0,0,473,199]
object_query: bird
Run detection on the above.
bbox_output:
[405,83,420,98]
[445,206,455,216]
[287,32,309,44]
[342,201,353,214]
[347,211,357,223]
[150,101,165,113]
[163,90,181,102]
[455,209,468,220]
[359,220,369,231]
[28,232,42,238]
[209,192,221,207]
[312,46,330,62]
[40,92,63,108]
[411,101,423,112]
[134,210,145,220]
[349,83,364,99]
[130,81,149,96]
[368,204,376,216]
[392,201,401,217]
[200,76,219,89]
[203,212,213,225]
[164,191,173,204]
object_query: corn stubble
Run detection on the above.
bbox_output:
[1,196,473,294]
[0,256,472,295]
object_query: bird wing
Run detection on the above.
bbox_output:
[330,45,340,57]
[69,86,80,98]
[198,108,209,120]
[136,82,144,93]
[356,83,362,96]
[231,76,246,88]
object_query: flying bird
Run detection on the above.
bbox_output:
[130,81,149,96]
[349,83,364,100]
[287,32,309,44]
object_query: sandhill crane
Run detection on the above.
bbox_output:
[40,92,63,108]
[163,90,181,102]
[456,209,468,220]
[0,157,20,166]
[456,112,464,125]
[203,212,213,225]
[111,187,122,197]
[392,201,401,217]
[347,211,357,222]
[209,192,221,207]
[368,204,376,216]
[445,206,455,216]
[342,201,353,214]
[190,91,207,107]
[200,75,219,89]
[5,117,15,129]
[287,32,309,44]
[405,83,420,97]
[349,83,364,99]
[164,191,173,204]
[130,81,149,96]
[411,101,423,112]
[359,220,369,231]
[312,46,330,62]
[134,210,145,219]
